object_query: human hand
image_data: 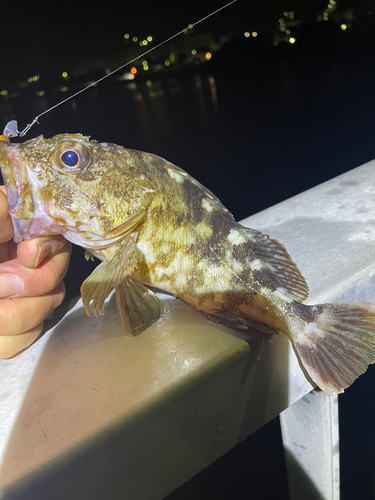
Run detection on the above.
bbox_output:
[0,186,72,358]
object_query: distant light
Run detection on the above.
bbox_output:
[328,4,332,9]
[252,31,257,37]
[191,49,197,55]
[142,40,148,46]
[35,90,45,96]
[130,67,137,74]
[123,72,135,80]
[330,0,336,4]
[124,34,130,39]
[341,23,347,30]
[0,90,8,96]
[244,32,250,38]
[28,75,40,83]
[60,86,69,92]
[165,60,170,66]
[289,37,296,44]
[188,24,193,29]
[286,30,290,35]
[132,37,138,42]
[142,60,148,65]
[284,11,288,16]
[147,36,153,42]
[62,71,68,78]
[143,64,149,71]
[146,80,152,87]
[205,52,212,60]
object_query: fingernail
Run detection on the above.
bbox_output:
[35,241,54,268]
[0,273,24,298]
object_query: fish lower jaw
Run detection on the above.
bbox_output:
[11,217,26,243]
[10,214,65,243]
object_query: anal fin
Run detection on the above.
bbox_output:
[115,277,161,336]
[204,310,276,334]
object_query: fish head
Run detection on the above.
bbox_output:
[0,134,154,251]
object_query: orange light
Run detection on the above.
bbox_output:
[130,67,137,74]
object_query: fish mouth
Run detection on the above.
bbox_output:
[0,143,27,242]
[0,144,19,211]
[0,142,54,243]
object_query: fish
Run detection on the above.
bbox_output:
[1,133,375,395]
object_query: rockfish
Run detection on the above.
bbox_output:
[1,133,375,395]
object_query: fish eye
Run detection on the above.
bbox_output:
[61,150,79,167]
[53,143,90,172]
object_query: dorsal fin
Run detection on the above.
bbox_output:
[242,226,309,302]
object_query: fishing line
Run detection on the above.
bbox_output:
[16,0,237,138]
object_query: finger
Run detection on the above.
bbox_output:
[17,235,71,269]
[0,240,17,265]
[0,240,71,298]
[0,281,65,336]
[0,323,43,359]
[0,189,13,243]
[0,243,9,264]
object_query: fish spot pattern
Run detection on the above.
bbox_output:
[250,259,264,271]
[228,228,247,245]
[167,168,184,183]
[202,198,215,212]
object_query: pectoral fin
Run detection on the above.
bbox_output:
[81,234,161,336]
[115,277,161,336]
[81,236,138,316]
[84,250,95,262]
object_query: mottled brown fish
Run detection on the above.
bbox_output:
[1,133,375,395]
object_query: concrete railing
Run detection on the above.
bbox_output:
[2,159,375,499]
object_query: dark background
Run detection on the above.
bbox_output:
[1,1,375,498]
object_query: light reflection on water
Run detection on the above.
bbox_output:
[1,73,220,152]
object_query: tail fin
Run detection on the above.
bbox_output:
[291,302,375,395]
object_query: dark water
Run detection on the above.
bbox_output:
[2,35,375,499]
